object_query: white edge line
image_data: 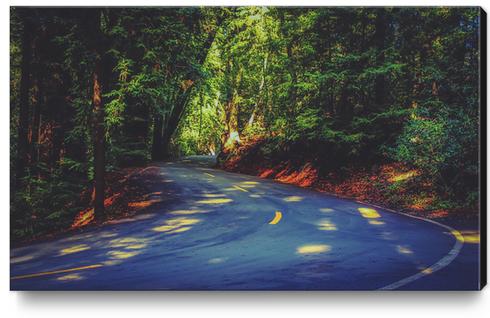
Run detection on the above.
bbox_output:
[351,200,465,290]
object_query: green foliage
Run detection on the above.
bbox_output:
[11,172,86,241]
[395,116,448,177]
[10,7,481,241]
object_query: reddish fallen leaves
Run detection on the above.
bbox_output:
[219,138,476,222]
[71,166,164,229]
[71,208,94,228]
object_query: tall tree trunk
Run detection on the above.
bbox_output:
[92,57,105,221]
[85,8,108,221]
[16,11,33,182]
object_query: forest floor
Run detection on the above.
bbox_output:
[218,138,480,233]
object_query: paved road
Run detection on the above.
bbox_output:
[10,156,480,290]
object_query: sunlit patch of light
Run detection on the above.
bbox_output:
[240,185,254,188]
[208,257,227,264]
[369,220,385,225]
[319,208,334,213]
[10,255,34,264]
[296,244,331,254]
[170,209,210,215]
[103,260,123,266]
[100,232,117,238]
[358,207,381,219]
[201,193,226,198]
[283,196,304,202]
[59,244,90,256]
[241,181,259,185]
[152,217,201,234]
[196,198,233,204]
[57,273,83,281]
[107,250,140,259]
[397,245,413,254]
[317,219,337,231]
[388,170,419,183]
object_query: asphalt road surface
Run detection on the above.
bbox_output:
[10,156,480,290]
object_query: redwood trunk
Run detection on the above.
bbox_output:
[92,60,105,221]
[86,9,107,221]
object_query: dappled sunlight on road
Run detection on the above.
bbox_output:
[396,245,413,255]
[241,181,259,185]
[380,231,397,241]
[208,257,228,264]
[59,244,91,256]
[236,181,258,189]
[152,217,201,234]
[10,255,34,264]
[57,273,84,281]
[296,244,331,255]
[223,187,240,192]
[99,231,117,238]
[358,207,381,219]
[201,193,226,198]
[319,208,334,213]
[101,236,151,263]
[107,250,140,259]
[317,219,337,231]
[283,196,304,202]
[369,220,385,225]
[170,209,211,215]
[108,237,149,250]
[196,198,233,204]
[232,185,249,192]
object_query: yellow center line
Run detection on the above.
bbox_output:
[11,264,103,280]
[233,185,248,192]
[204,172,215,178]
[269,211,282,225]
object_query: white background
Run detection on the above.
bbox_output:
[1,1,488,317]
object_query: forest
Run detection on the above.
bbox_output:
[10,7,481,242]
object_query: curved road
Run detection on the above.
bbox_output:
[10,156,479,290]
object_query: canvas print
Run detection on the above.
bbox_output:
[10,7,485,290]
